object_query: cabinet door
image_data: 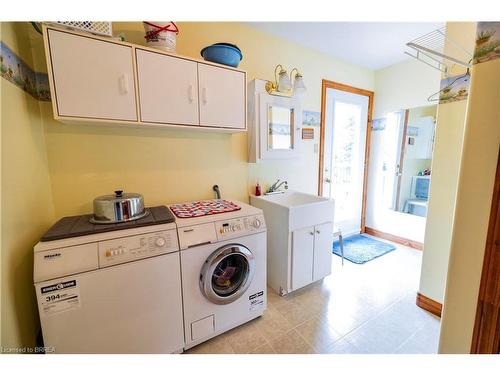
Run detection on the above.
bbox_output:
[47,28,137,121]
[136,50,199,125]
[291,226,315,291]
[198,63,245,129]
[313,222,333,281]
[259,94,301,160]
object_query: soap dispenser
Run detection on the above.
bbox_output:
[255,182,262,196]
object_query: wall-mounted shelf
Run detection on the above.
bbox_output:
[405,26,472,76]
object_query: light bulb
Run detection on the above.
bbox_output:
[277,69,292,92]
[293,74,306,95]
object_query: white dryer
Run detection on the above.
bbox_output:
[33,207,184,354]
[176,201,267,350]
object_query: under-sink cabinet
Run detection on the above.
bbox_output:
[250,191,335,295]
[43,25,246,132]
[292,222,333,291]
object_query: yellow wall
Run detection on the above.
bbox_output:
[38,22,374,218]
[1,23,55,349]
[439,57,500,353]
[372,58,441,119]
[419,22,477,304]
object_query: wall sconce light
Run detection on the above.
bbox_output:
[265,64,306,97]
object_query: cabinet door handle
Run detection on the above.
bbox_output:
[202,87,207,104]
[309,231,314,236]
[316,230,321,234]
[119,73,129,94]
[188,84,194,103]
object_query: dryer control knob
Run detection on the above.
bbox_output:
[155,237,166,247]
[253,218,261,228]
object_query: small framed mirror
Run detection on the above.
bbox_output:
[267,105,295,150]
[257,93,301,161]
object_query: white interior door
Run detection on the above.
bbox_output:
[322,88,369,236]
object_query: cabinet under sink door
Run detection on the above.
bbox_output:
[136,49,199,125]
[313,222,333,281]
[291,227,315,291]
[46,28,137,121]
[198,63,246,129]
[291,222,333,292]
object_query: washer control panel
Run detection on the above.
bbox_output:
[98,229,179,267]
[215,214,266,241]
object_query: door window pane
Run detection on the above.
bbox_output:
[331,101,362,223]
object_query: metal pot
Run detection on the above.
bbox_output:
[90,190,149,224]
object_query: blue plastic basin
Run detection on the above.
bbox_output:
[200,44,243,68]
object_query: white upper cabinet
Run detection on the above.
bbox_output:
[47,28,137,121]
[136,49,199,125]
[198,63,246,129]
[43,26,246,133]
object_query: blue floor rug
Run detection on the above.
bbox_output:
[333,234,396,264]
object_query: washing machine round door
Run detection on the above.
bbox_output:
[200,244,256,305]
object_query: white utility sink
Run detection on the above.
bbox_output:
[250,190,335,296]
[250,191,334,231]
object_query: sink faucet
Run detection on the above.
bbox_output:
[267,179,288,194]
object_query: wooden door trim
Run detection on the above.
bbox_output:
[318,80,374,233]
[471,146,500,354]
[416,292,442,317]
[365,226,423,250]
[395,109,409,211]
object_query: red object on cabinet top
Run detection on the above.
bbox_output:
[169,199,241,218]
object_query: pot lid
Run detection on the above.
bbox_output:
[94,190,143,202]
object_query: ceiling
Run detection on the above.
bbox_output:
[247,22,445,70]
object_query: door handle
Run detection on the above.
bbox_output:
[118,73,129,95]
[201,87,207,104]
[188,84,194,103]
[309,231,314,236]
[316,230,320,234]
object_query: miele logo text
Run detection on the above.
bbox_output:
[43,253,61,259]
[41,280,76,294]
[249,291,264,300]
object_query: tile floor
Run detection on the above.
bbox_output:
[186,236,440,354]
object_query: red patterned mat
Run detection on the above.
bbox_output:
[170,199,241,218]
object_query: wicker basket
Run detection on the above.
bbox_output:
[47,22,113,37]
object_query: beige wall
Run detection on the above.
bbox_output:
[366,58,441,241]
[1,23,55,349]
[418,22,477,304]
[439,57,500,353]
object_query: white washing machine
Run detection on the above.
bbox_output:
[33,207,184,354]
[176,201,267,349]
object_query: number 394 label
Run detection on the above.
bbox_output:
[40,280,81,316]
